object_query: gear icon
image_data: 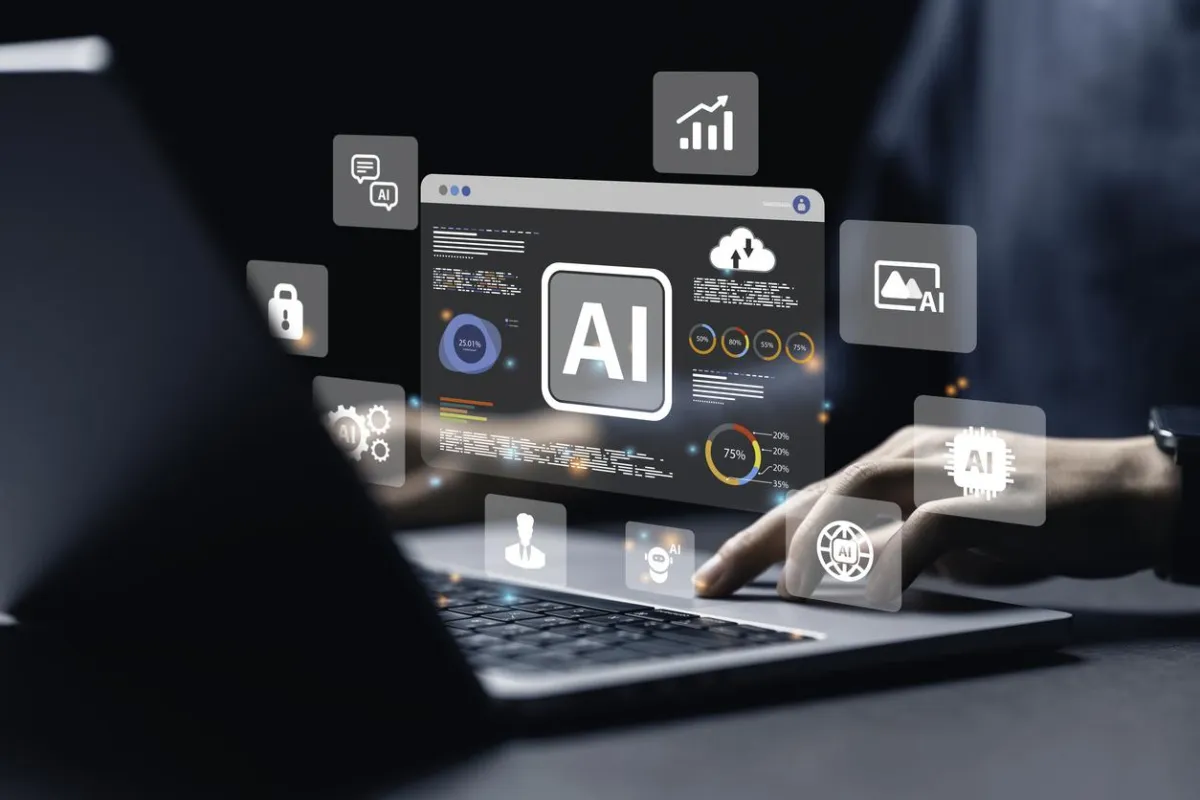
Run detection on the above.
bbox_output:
[369,438,390,462]
[327,405,369,461]
[365,404,391,435]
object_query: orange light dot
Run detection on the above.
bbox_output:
[945,385,958,396]
[957,376,970,390]
[817,411,830,424]
[804,355,823,373]
[440,308,454,322]
[448,573,461,584]
[435,595,450,608]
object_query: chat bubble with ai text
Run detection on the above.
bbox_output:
[351,154,380,184]
[369,181,399,211]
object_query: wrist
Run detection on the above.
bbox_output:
[1125,435,1181,568]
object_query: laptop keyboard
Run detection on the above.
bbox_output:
[417,568,813,673]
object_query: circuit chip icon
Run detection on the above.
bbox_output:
[945,426,1015,500]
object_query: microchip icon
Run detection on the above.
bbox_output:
[945,426,1015,500]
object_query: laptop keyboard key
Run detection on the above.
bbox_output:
[477,624,537,638]
[446,617,506,631]
[482,610,542,623]
[615,621,676,633]
[671,618,736,630]
[515,616,576,630]
[518,601,571,613]
[545,607,603,620]
[453,604,507,616]
[649,628,731,648]
[438,610,469,622]
[628,609,697,623]
[593,630,648,644]
[581,614,642,626]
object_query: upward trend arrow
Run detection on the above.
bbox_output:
[676,94,730,124]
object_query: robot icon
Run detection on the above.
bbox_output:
[644,546,673,584]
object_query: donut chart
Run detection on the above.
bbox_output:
[704,423,763,486]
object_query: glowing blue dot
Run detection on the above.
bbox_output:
[822,399,833,411]
[774,492,788,505]
[625,448,635,457]
[462,186,471,197]
[429,475,443,488]
[450,185,459,196]
[504,357,517,369]
[686,443,699,456]
[409,396,421,408]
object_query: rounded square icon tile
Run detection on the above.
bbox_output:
[625,522,696,600]
[913,395,1047,526]
[839,220,977,353]
[785,493,903,612]
[653,71,759,176]
[484,494,569,588]
[541,263,672,421]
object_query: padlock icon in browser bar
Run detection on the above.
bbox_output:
[268,283,304,341]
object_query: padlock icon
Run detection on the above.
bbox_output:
[267,283,304,341]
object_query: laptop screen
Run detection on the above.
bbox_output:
[420,176,825,513]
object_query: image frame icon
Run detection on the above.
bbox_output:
[874,259,941,312]
[540,262,673,422]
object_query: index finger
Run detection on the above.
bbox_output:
[693,479,828,597]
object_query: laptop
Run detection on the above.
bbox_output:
[0,37,1067,775]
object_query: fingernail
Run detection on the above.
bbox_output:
[693,553,726,596]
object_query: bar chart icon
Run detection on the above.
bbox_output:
[653,72,758,176]
[676,95,733,151]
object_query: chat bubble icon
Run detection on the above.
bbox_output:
[369,181,399,211]
[351,153,380,184]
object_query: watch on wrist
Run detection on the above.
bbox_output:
[1149,406,1200,584]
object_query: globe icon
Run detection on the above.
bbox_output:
[816,520,874,582]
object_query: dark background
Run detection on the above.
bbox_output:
[5,3,919,465]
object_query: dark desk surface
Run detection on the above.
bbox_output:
[401,572,1200,800]
[3,573,1199,798]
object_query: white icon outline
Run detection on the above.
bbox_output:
[873,259,941,312]
[267,283,303,341]
[540,262,673,422]
[945,426,1016,501]
[350,153,380,184]
[369,180,399,211]
[710,226,775,273]
[504,512,547,570]
[816,520,874,582]
[644,545,673,584]
[675,94,734,152]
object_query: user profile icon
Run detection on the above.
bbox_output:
[792,194,810,214]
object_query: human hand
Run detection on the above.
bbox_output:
[367,408,600,528]
[693,427,1180,601]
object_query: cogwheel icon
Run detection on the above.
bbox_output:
[366,404,392,435]
[369,439,390,462]
[327,404,370,461]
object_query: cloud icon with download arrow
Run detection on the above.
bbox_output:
[710,227,775,273]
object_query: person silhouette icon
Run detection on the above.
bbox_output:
[504,512,546,570]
